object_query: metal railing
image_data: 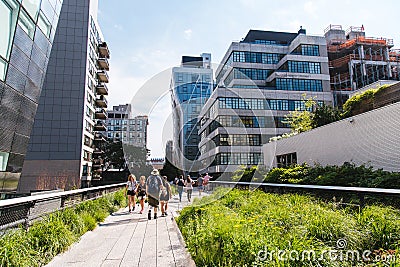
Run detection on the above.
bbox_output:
[208,181,400,208]
[0,183,125,231]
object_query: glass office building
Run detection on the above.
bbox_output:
[170,54,213,174]
[0,0,63,192]
[18,0,110,192]
[199,29,333,177]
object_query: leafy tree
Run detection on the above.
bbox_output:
[160,158,183,182]
[312,103,342,128]
[104,141,126,170]
[122,144,153,178]
[283,95,316,133]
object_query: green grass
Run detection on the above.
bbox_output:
[177,188,400,267]
[0,189,127,267]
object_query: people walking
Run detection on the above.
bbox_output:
[176,175,185,202]
[185,175,194,202]
[197,174,204,196]
[137,176,147,214]
[125,174,138,213]
[146,169,163,220]
[160,176,172,217]
[203,173,212,192]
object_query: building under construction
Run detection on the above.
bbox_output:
[324,25,400,106]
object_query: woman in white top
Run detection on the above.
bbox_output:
[125,174,138,213]
[185,175,194,202]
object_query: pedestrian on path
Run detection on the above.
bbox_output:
[137,175,147,214]
[197,174,204,196]
[146,169,163,220]
[203,173,212,192]
[176,175,185,202]
[185,175,194,202]
[160,176,172,217]
[125,174,138,213]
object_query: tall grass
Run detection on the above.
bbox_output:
[0,189,126,267]
[177,188,400,266]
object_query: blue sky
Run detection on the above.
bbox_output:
[97,0,399,157]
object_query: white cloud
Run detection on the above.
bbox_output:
[184,29,192,40]
[113,24,123,31]
[304,1,317,15]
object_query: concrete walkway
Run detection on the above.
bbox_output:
[46,190,208,267]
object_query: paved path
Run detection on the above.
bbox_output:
[46,190,208,267]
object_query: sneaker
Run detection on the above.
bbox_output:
[148,212,151,220]
[154,213,158,219]
[139,210,143,214]
[132,206,135,211]
[129,208,131,213]
[161,213,166,217]
[164,212,168,216]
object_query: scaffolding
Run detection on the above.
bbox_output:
[324,24,400,107]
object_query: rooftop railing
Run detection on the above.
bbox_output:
[0,183,125,231]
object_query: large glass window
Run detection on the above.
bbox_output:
[0,0,19,61]
[22,0,41,21]
[37,11,51,38]
[18,8,35,39]
[276,78,323,92]
[0,152,10,171]
[287,61,321,74]
[0,58,7,81]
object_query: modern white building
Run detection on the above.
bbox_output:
[198,29,333,177]
[106,104,148,148]
[263,102,400,172]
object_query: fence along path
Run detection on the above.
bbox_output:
[45,191,200,267]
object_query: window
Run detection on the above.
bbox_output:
[276,78,323,92]
[277,152,297,168]
[22,0,41,21]
[287,61,321,74]
[37,11,51,38]
[18,8,35,39]
[0,152,9,171]
[0,0,19,61]
[0,58,6,81]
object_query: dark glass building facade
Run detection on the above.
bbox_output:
[18,0,109,192]
[0,0,63,192]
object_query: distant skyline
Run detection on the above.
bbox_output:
[97,0,399,157]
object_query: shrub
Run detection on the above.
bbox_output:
[178,189,400,266]
[0,189,126,266]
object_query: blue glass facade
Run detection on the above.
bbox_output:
[171,54,213,173]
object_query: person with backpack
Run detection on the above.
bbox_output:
[125,174,138,213]
[146,169,163,220]
[137,176,147,214]
[160,176,172,217]
[176,175,185,202]
[185,175,194,202]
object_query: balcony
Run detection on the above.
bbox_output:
[92,166,103,173]
[95,108,107,120]
[95,95,108,108]
[97,57,109,71]
[96,83,109,95]
[93,147,105,155]
[98,42,110,58]
[94,120,107,131]
[92,158,104,169]
[97,70,109,83]
[94,132,107,142]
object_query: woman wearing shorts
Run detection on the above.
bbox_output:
[137,176,147,214]
[125,174,138,213]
